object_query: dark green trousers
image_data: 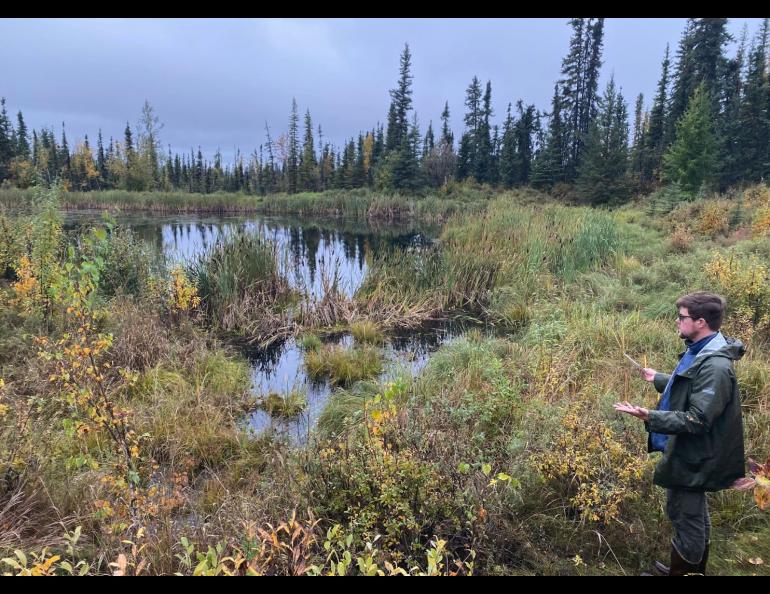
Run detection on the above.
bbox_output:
[666,489,711,564]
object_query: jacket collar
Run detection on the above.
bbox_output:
[676,332,727,378]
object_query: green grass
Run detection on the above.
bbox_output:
[190,230,293,336]
[316,381,381,437]
[0,184,492,221]
[0,188,265,212]
[129,348,253,467]
[298,332,323,351]
[258,390,308,418]
[350,320,384,345]
[304,344,384,386]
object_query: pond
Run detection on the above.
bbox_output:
[64,210,466,443]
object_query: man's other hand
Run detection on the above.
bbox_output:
[613,401,650,421]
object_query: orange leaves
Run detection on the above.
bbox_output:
[10,255,39,312]
[748,458,770,511]
[734,458,770,511]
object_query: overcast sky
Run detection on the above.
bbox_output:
[0,18,764,165]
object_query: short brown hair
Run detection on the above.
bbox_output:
[676,292,726,331]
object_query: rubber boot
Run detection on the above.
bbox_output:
[669,543,704,576]
[653,541,709,576]
[696,542,709,576]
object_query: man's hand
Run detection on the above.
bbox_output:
[613,401,650,421]
[640,367,656,382]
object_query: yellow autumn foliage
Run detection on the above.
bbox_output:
[537,394,649,524]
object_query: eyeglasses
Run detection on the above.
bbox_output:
[676,314,696,322]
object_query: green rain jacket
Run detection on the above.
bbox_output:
[645,332,746,492]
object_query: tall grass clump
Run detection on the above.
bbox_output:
[357,245,500,327]
[316,380,382,437]
[304,344,384,386]
[259,389,308,418]
[359,197,626,330]
[350,320,384,344]
[190,230,293,341]
[130,347,253,467]
[260,185,491,222]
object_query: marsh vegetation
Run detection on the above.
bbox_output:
[1,184,769,575]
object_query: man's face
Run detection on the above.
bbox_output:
[676,307,703,340]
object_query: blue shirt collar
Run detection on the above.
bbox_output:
[684,332,717,357]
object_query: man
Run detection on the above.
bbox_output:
[614,292,746,576]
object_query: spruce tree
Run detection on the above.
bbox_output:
[473,81,494,183]
[48,129,60,182]
[389,115,421,191]
[385,44,414,154]
[363,131,375,186]
[264,122,277,194]
[629,93,647,190]
[440,101,454,148]
[287,98,300,193]
[499,104,517,188]
[532,85,567,188]
[514,101,537,185]
[718,25,748,189]
[456,77,483,181]
[97,129,107,185]
[737,19,770,183]
[0,98,12,182]
[354,134,366,188]
[644,45,671,186]
[15,111,30,160]
[575,77,631,205]
[663,83,719,195]
[558,18,605,180]
[196,148,204,194]
[60,123,71,184]
[124,122,138,190]
[667,19,731,147]
[299,109,317,192]
[422,121,435,160]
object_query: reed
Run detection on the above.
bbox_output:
[190,230,294,341]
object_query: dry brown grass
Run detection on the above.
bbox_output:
[106,298,173,371]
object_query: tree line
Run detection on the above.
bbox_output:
[0,18,768,203]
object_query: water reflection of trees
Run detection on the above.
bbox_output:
[241,337,289,373]
[64,212,438,300]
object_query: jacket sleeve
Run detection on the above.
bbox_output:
[653,372,670,394]
[646,360,732,435]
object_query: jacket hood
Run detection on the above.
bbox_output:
[695,332,746,362]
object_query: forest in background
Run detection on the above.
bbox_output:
[1,18,769,206]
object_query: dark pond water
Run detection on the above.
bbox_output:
[63,211,465,443]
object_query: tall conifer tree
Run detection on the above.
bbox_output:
[663,83,719,195]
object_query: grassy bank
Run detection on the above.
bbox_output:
[0,187,264,213]
[0,183,494,221]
